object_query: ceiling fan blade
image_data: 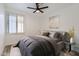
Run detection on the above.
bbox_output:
[33,10,37,13]
[39,6,48,9]
[39,9,44,13]
[27,7,36,10]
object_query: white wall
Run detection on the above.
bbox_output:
[0,4,5,55]
[24,14,41,35]
[39,4,79,44]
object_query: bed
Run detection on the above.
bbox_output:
[10,31,71,56]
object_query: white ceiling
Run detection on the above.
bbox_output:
[4,3,75,13]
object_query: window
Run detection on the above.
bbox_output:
[17,16,24,33]
[8,14,24,33]
[9,15,16,33]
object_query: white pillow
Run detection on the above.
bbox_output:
[10,47,21,56]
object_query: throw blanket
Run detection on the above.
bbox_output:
[15,35,60,56]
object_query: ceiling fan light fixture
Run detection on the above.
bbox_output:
[36,10,40,13]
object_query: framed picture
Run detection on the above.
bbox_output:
[49,16,60,29]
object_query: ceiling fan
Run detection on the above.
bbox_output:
[27,3,48,13]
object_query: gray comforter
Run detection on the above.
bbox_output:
[15,35,60,56]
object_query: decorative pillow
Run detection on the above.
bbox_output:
[63,32,71,42]
[49,32,56,39]
[42,32,50,37]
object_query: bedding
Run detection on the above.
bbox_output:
[49,32,71,51]
[14,35,60,56]
[13,32,70,56]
